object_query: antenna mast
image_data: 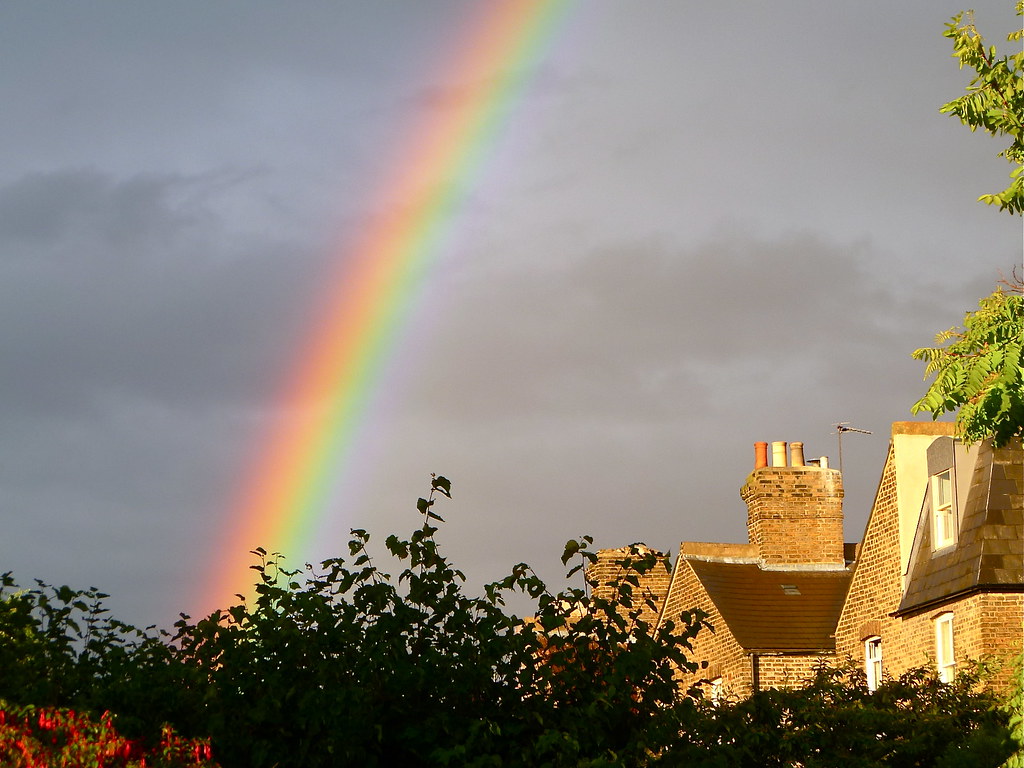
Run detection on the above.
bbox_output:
[833,422,873,474]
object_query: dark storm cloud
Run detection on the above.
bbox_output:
[0,167,332,624]
[414,229,985,428]
[387,226,1013,587]
[0,168,320,422]
[0,168,324,614]
[0,1,1019,629]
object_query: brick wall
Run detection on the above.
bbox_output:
[587,545,673,630]
[898,593,1024,690]
[659,557,837,698]
[835,443,902,664]
[659,558,752,698]
[741,466,845,567]
[615,425,1020,703]
[755,653,833,690]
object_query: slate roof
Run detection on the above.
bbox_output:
[897,438,1024,616]
[684,559,852,652]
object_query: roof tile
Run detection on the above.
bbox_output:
[684,559,851,651]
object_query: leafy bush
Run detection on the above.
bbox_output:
[1,476,1018,767]
[672,663,1014,768]
[168,476,706,767]
[0,574,207,743]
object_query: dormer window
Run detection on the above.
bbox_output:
[930,469,955,549]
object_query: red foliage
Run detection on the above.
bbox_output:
[0,703,218,768]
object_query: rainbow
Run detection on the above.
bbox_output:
[202,0,576,613]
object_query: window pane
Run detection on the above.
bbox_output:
[935,614,955,683]
[932,471,955,548]
[935,471,951,508]
[865,637,883,691]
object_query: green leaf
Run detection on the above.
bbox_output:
[432,475,452,498]
[912,283,1024,446]
[561,540,580,566]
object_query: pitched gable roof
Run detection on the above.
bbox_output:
[684,559,851,652]
[897,438,1024,616]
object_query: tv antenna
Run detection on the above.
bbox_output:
[833,422,872,474]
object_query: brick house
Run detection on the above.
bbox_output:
[655,441,855,697]
[597,424,1023,698]
[834,422,1023,691]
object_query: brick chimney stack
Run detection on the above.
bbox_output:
[741,441,846,569]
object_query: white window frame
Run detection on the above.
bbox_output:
[864,636,883,692]
[931,470,955,549]
[935,612,955,683]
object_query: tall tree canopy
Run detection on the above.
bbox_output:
[912,8,1024,446]
[941,3,1024,213]
[912,280,1024,447]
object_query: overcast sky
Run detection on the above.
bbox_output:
[2,2,1022,629]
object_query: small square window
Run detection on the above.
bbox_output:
[931,470,955,549]
[864,636,883,691]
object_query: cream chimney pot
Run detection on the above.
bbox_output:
[790,441,805,467]
[771,441,788,467]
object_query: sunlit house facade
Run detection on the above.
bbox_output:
[598,423,1023,698]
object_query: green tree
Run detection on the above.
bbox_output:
[912,7,1024,446]
[911,279,1024,446]
[941,4,1024,213]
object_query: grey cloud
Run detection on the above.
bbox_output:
[413,230,972,426]
[1,1,1019,631]
[0,169,321,422]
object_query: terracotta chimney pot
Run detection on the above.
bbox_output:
[754,442,769,469]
